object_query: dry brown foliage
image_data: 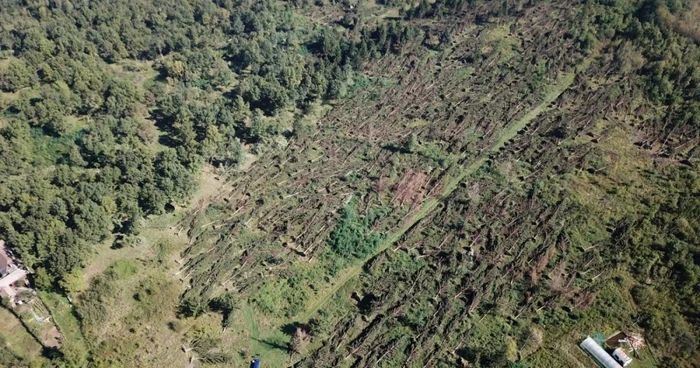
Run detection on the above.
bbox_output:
[392,169,428,206]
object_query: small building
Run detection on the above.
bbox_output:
[605,331,638,366]
[0,269,27,288]
[0,240,28,306]
[580,336,623,368]
[612,348,632,367]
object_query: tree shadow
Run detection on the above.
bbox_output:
[41,346,63,360]
[251,337,288,352]
[149,109,181,148]
[381,143,405,153]
[353,292,378,314]
[280,322,307,336]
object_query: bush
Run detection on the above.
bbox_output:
[328,203,385,258]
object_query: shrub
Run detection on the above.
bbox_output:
[328,203,385,258]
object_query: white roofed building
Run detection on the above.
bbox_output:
[612,348,633,367]
[0,240,28,306]
[580,336,623,368]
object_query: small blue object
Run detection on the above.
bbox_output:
[250,359,260,368]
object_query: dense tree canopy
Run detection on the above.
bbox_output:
[0,0,420,289]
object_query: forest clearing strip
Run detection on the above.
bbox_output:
[293,60,591,324]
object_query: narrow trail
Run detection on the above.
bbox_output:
[294,65,586,324]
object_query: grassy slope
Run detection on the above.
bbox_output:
[18,166,231,367]
[79,167,229,367]
[0,307,44,363]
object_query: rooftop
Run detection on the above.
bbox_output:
[0,269,27,288]
[0,285,17,298]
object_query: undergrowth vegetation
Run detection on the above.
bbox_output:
[328,203,386,259]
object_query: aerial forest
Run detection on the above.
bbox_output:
[0,0,698,367]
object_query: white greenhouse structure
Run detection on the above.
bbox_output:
[580,336,623,368]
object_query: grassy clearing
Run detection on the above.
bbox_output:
[29,165,230,366]
[80,238,150,288]
[407,118,431,128]
[73,170,227,366]
[107,59,158,86]
[239,302,290,366]
[39,291,88,364]
[0,87,40,109]
[0,307,43,362]
[482,24,521,61]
